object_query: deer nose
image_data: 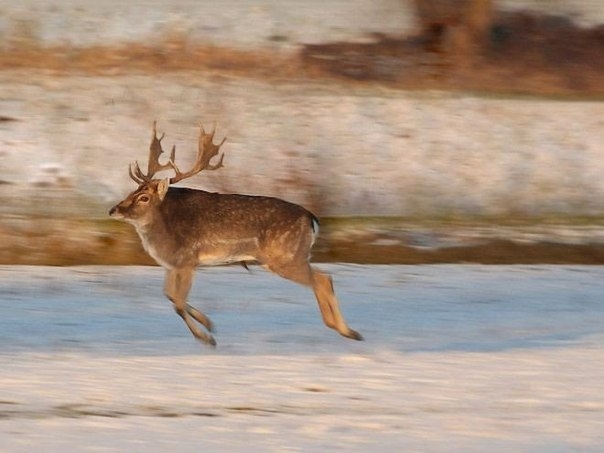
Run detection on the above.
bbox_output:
[109,205,118,216]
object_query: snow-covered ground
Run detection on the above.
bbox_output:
[1,264,603,451]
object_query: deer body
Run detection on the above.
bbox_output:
[117,186,318,269]
[109,123,362,346]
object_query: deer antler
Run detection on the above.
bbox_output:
[168,122,227,185]
[129,121,176,184]
[128,122,226,185]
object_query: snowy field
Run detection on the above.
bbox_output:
[1,264,603,451]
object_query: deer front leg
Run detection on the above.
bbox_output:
[164,268,216,346]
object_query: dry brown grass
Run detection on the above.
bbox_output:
[0,40,301,79]
[3,217,604,265]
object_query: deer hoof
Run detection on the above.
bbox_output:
[344,329,364,341]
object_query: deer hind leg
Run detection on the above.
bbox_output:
[310,267,363,341]
[164,268,216,346]
[267,261,363,341]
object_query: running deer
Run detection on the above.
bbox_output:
[109,122,362,346]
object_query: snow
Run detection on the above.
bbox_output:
[1,264,603,451]
[2,73,603,218]
[0,0,415,50]
[2,0,602,50]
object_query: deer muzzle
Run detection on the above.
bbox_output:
[108,204,123,219]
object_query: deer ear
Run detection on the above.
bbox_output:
[157,178,170,200]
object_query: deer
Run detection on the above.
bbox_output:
[109,122,362,346]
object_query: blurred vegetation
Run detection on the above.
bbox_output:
[0,1,602,95]
[303,0,604,95]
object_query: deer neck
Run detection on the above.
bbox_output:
[132,211,175,269]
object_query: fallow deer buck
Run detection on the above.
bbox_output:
[109,122,362,346]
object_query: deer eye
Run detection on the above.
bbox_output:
[138,194,151,204]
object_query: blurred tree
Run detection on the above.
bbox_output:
[412,0,493,59]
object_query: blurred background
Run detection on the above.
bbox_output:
[2,4,604,450]
[1,0,603,265]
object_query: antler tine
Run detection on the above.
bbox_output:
[147,121,175,176]
[128,161,147,184]
[197,122,226,169]
[127,121,177,184]
[169,122,227,184]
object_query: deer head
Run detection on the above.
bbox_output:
[109,122,226,225]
